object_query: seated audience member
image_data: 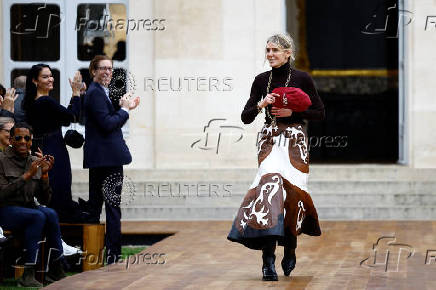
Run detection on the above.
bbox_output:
[0,122,65,287]
[13,76,27,123]
[0,117,14,151]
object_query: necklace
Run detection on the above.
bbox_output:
[264,65,292,126]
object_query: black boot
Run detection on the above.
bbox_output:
[281,247,296,276]
[17,266,43,287]
[45,258,66,283]
[262,243,278,281]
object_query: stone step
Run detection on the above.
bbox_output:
[106,205,436,221]
[71,167,436,220]
[71,166,436,182]
[71,180,436,196]
[71,191,436,207]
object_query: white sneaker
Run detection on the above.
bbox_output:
[62,239,83,256]
[0,227,4,239]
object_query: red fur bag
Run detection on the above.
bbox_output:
[271,87,312,112]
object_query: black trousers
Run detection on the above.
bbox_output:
[88,166,123,264]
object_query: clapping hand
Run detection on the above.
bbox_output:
[25,160,41,180]
[2,88,18,113]
[39,155,55,174]
[80,82,87,95]
[35,147,44,158]
[119,91,140,111]
[69,71,84,96]
[128,96,140,110]
[23,153,55,180]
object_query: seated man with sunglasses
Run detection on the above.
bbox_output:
[0,122,65,287]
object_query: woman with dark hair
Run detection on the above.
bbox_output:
[227,33,325,281]
[23,64,87,222]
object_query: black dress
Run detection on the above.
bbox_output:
[27,95,82,222]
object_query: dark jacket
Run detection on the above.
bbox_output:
[0,147,51,207]
[0,109,14,118]
[14,88,26,123]
[83,81,132,168]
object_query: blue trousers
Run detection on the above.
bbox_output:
[89,166,122,264]
[0,205,63,264]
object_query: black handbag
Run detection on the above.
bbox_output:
[64,129,84,148]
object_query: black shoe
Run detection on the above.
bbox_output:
[78,198,90,212]
[262,254,278,281]
[17,266,43,287]
[45,259,66,283]
[281,251,296,276]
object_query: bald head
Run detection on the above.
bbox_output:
[13,76,26,89]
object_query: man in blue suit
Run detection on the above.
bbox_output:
[83,55,139,264]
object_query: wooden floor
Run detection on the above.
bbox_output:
[46,221,436,290]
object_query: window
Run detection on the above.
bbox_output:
[10,3,61,61]
[77,3,126,61]
[3,0,129,135]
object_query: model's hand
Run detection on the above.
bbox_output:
[271,107,293,117]
[2,88,18,112]
[271,107,292,117]
[260,93,279,108]
[69,71,83,96]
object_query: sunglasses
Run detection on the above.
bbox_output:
[13,135,32,142]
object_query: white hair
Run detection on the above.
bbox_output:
[266,33,296,63]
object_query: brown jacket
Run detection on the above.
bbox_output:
[0,146,51,208]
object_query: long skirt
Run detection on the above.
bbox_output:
[227,123,321,250]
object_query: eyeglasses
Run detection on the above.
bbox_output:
[13,135,32,142]
[97,66,113,72]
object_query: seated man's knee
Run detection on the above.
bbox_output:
[42,207,59,223]
[29,210,47,226]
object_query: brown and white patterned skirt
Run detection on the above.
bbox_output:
[227,123,321,250]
